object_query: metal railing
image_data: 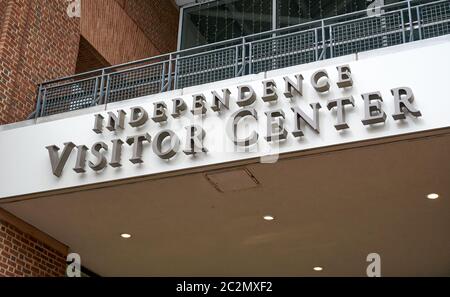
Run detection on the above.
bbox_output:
[32,0,450,118]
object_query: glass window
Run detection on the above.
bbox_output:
[180,0,404,49]
[277,0,402,28]
[181,0,273,49]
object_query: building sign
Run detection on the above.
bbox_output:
[45,64,422,177]
[1,39,449,199]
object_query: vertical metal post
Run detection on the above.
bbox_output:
[407,0,414,42]
[34,84,43,119]
[401,10,407,44]
[321,20,326,60]
[174,56,179,90]
[104,74,111,105]
[92,77,99,107]
[243,38,248,75]
[314,28,319,61]
[160,61,166,93]
[329,26,333,58]
[40,88,48,117]
[272,0,277,31]
[234,45,239,77]
[98,69,106,105]
[168,54,173,91]
[416,7,422,40]
[177,6,184,51]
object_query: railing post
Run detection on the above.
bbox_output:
[234,45,239,77]
[416,6,422,40]
[39,88,48,117]
[314,28,319,61]
[168,54,173,91]
[98,69,106,105]
[174,55,179,90]
[34,84,43,119]
[160,60,166,93]
[104,74,111,105]
[407,0,415,42]
[321,20,326,60]
[329,26,333,58]
[401,10,407,44]
[242,38,248,75]
[92,77,100,107]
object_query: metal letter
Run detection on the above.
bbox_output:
[126,133,151,164]
[336,65,353,88]
[265,110,287,142]
[109,139,124,168]
[261,79,278,102]
[152,130,180,160]
[391,87,422,120]
[229,108,259,147]
[106,110,126,131]
[361,92,386,125]
[46,142,76,177]
[191,94,207,115]
[283,74,304,98]
[311,69,330,93]
[129,106,148,127]
[327,96,355,130]
[183,125,208,155]
[236,85,256,107]
[211,89,230,112]
[73,145,88,173]
[152,102,168,123]
[171,98,187,118]
[291,103,321,137]
[93,114,104,134]
[89,142,108,171]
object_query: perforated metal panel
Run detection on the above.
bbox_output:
[105,64,164,103]
[40,78,99,117]
[420,1,450,39]
[250,30,316,74]
[175,47,237,89]
[331,11,404,57]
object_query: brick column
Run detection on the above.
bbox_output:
[0,208,68,277]
[0,0,80,124]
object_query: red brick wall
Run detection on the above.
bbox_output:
[81,0,179,66]
[0,0,80,125]
[0,212,68,277]
[121,0,179,53]
[0,0,7,29]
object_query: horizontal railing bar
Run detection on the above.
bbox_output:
[41,70,104,86]
[248,29,317,45]
[413,0,448,8]
[421,19,450,27]
[175,45,238,60]
[108,61,166,76]
[176,64,236,77]
[43,75,102,90]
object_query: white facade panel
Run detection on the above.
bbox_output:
[0,38,449,199]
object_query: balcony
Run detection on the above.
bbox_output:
[31,0,450,118]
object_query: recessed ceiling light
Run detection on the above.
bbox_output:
[263,215,274,221]
[313,266,323,271]
[427,193,439,200]
[120,233,132,239]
